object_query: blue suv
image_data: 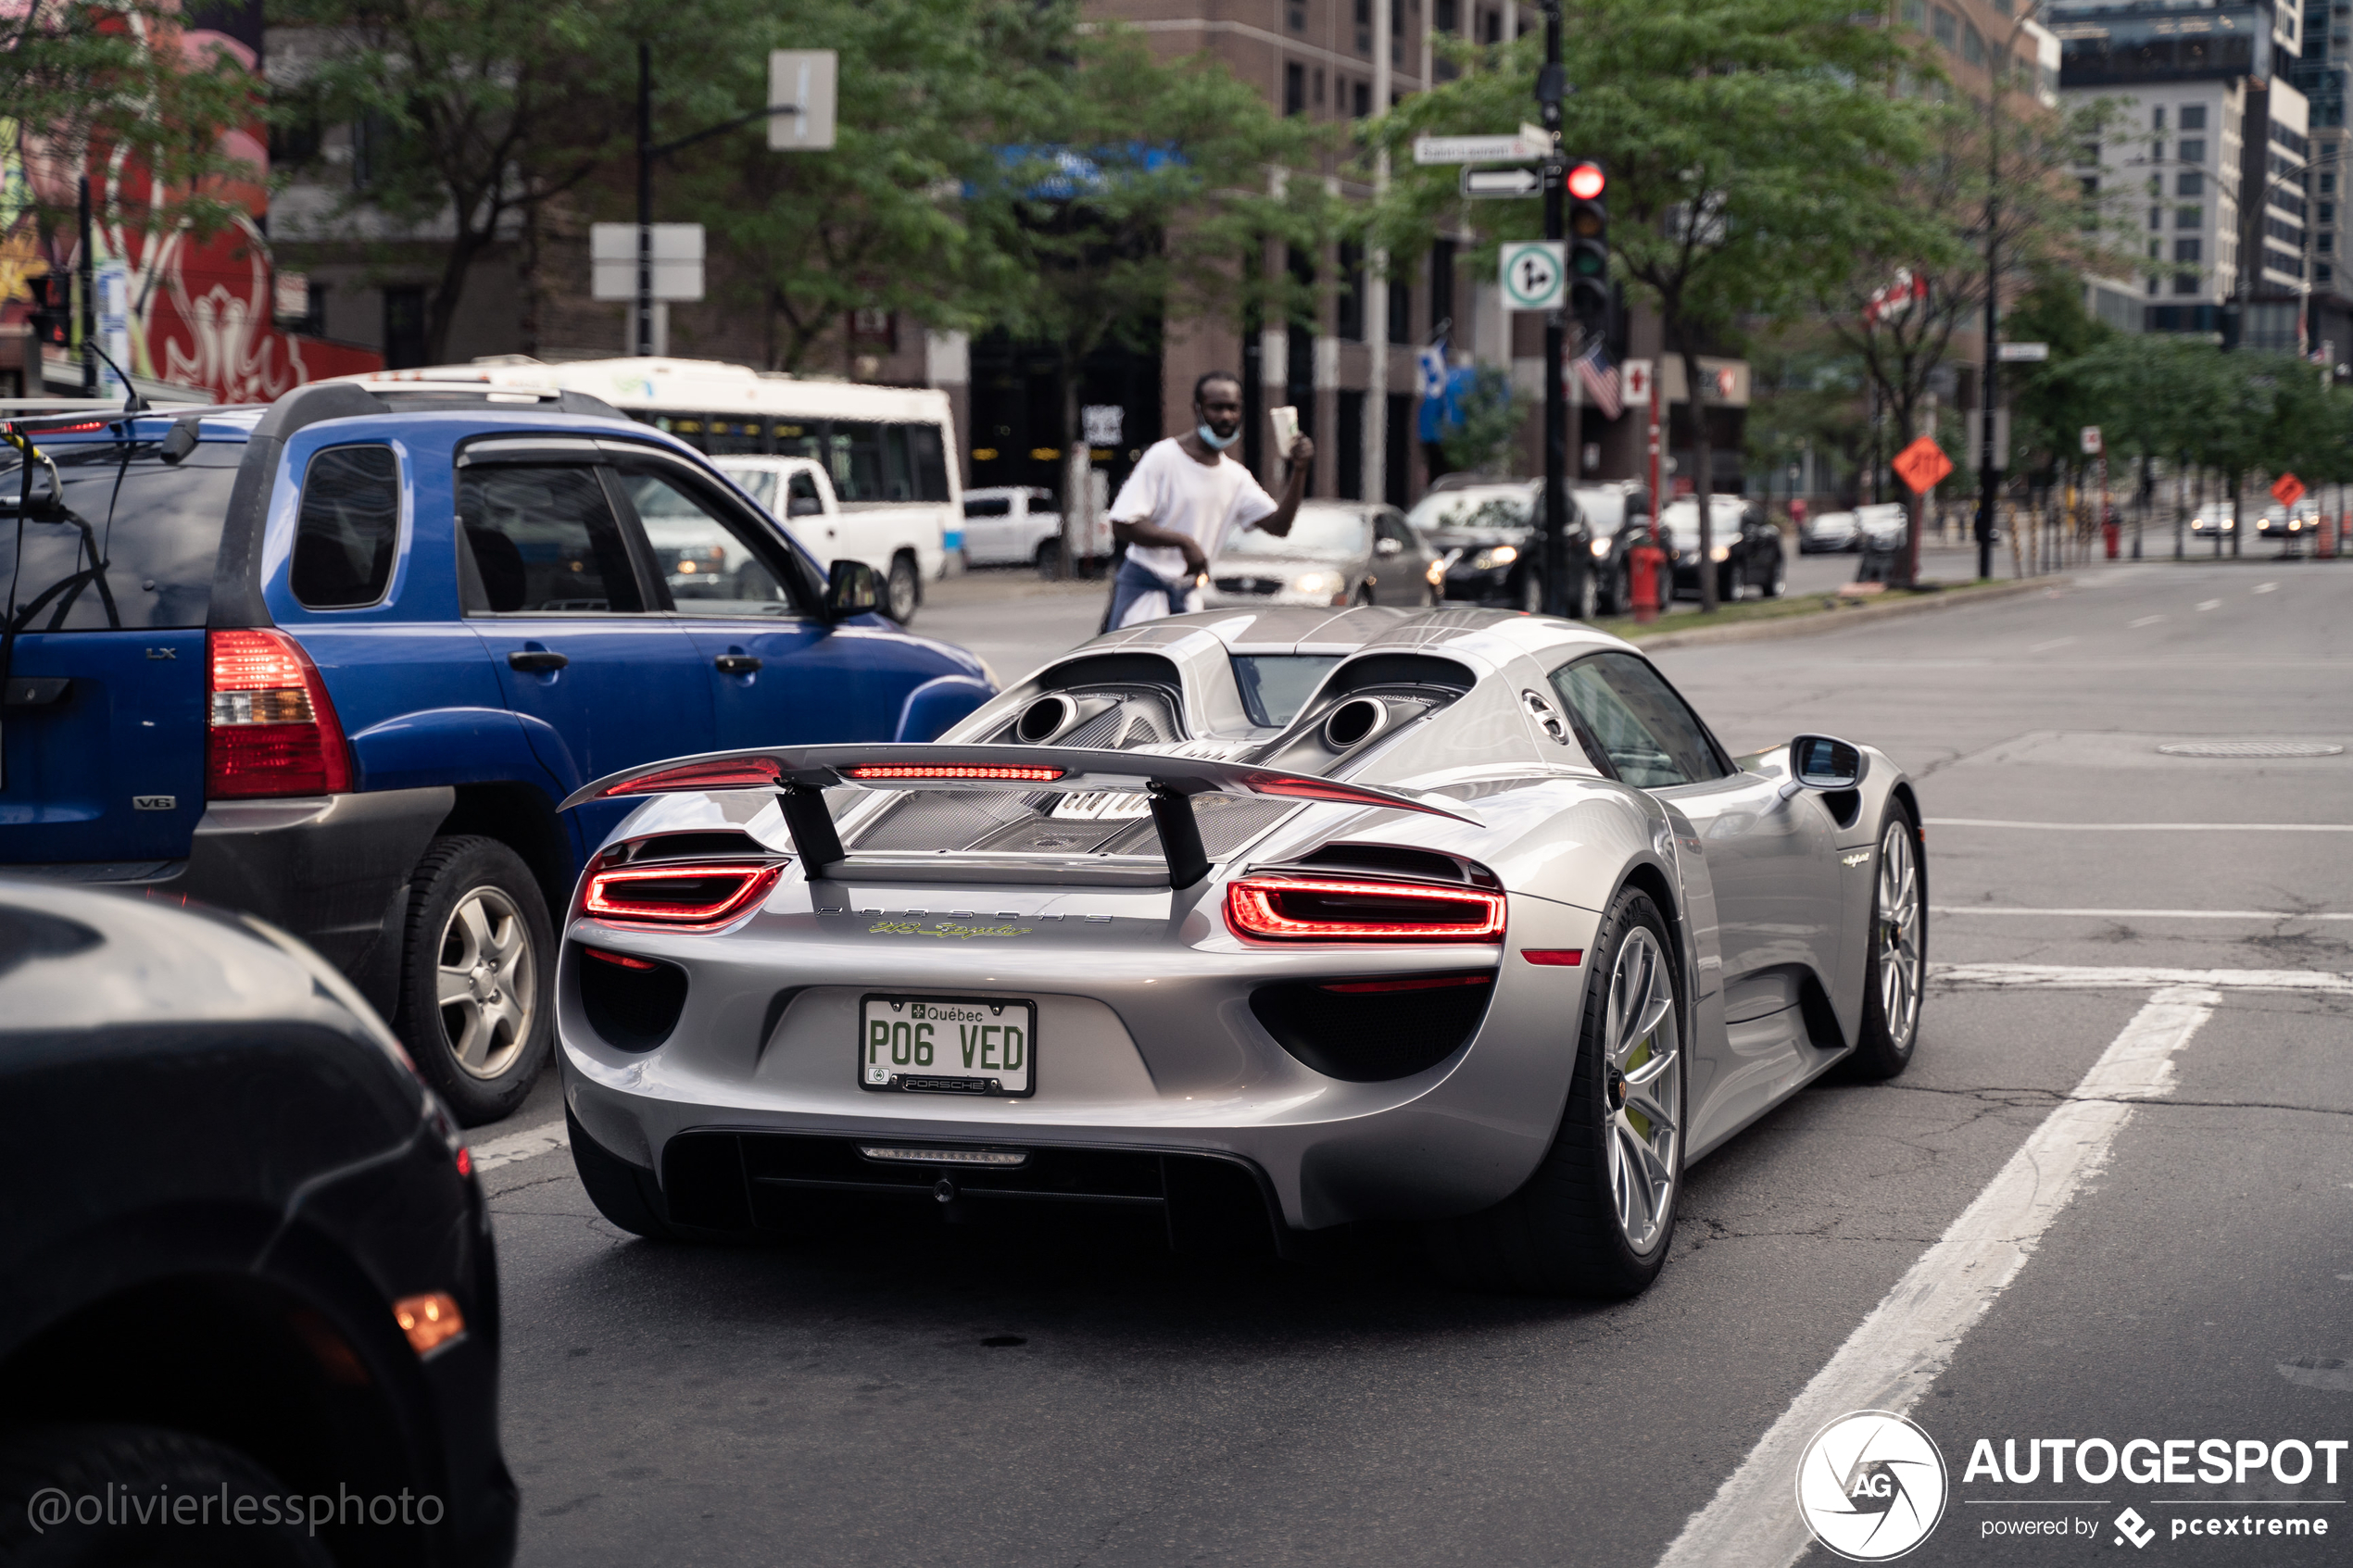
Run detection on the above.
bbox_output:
[1,382,994,1123]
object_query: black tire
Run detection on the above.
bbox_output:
[1516,568,1544,614]
[1763,550,1787,598]
[1575,565,1599,621]
[1426,887,1684,1298]
[0,1425,337,1567]
[568,1108,677,1240]
[1845,804,1927,1081]
[1594,564,1621,617]
[393,835,553,1127]
[1033,539,1061,580]
[884,551,921,623]
[1353,583,1376,607]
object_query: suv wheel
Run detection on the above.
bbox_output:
[395,835,553,1126]
[885,552,921,623]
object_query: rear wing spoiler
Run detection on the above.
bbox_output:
[560,744,1472,889]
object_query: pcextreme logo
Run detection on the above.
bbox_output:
[1796,1410,1950,1562]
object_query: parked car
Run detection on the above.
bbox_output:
[0,384,994,1125]
[1855,502,1909,551]
[0,881,514,1567]
[1573,481,1655,615]
[1409,478,1601,617]
[958,485,1114,574]
[1799,509,1860,553]
[706,454,941,623]
[1204,501,1438,608]
[1658,495,1786,601]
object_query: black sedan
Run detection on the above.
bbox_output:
[1407,479,1601,618]
[1659,495,1787,601]
[0,883,515,1568]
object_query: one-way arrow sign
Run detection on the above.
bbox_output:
[1461,166,1541,199]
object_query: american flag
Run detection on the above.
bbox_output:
[1573,341,1623,420]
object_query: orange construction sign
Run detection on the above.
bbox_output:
[1893,436,1953,495]
[2271,472,2306,508]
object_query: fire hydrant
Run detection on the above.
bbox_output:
[1629,540,1667,624]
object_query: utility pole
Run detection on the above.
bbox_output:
[1538,0,1569,618]
[636,42,655,358]
[1366,0,1392,509]
[77,175,94,396]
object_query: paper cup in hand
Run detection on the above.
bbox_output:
[1269,405,1300,455]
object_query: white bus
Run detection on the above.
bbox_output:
[346,356,963,599]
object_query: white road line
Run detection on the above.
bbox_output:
[1655,987,2219,1568]
[469,1119,570,1175]
[2254,582,2279,594]
[2128,615,2165,628]
[2027,636,2076,654]
[2196,599,2221,610]
[1924,818,2353,833]
[1931,905,2352,922]
[1932,961,2353,993]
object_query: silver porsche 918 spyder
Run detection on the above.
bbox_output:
[553,607,1926,1298]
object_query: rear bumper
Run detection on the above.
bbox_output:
[9,787,454,1014]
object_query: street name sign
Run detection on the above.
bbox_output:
[1414,123,1551,165]
[1461,166,1542,199]
[1500,242,1566,311]
[1893,435,1952,495]
[1996,341,2049,362]
[591,223,705,301]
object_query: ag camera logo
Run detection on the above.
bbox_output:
[1796,1410,1949,1561]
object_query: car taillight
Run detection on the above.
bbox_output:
[207,629,353,797]
[577,860,784,930]
[1225,874,1506,942]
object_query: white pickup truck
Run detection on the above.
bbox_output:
[711,456,945,623]
[961,485,1114,573]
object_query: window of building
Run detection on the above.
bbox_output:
[2178,170,2204,196]
[2321,263,2335,285]
[2323,201,2337,221]
[1285,62,1305,116]
[382,285,427,370]
[1391,0,1405,63]
[1962,22,1984,63]
[1931,7,1957,46]
[1353,80,1371,117]
[2181,105,2208,130]
[1354,0,1372,54]
[1337,242,1366,343]
[2179,138,2206,162]
[1314,68,1326,107]
[2174,237,2202,262]
[1481,6,1502,43]
[1287,0,1306,31]
[2173,271,2201,294]
[2081,176,2100,197]
[1901,0,1926,24]
[2150,140,2167,163]
[2322,232,2336,252]
[2150,206,2164,230]
[2325,171,2340,194]
[2152,105,2168,131]
[2074,140,2099,166]
[2147,274,2163,295]
[2177,205,2203,228]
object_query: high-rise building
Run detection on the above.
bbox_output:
[2051,0,2317,346]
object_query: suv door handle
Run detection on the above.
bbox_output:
[507,650,569,672]
[712,654,762,674]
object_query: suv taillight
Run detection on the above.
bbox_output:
[207,629,353,797]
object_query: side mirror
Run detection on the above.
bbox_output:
[1781,734,1865,797]
[824,558,879,620]
[786,495,824,519]
[1375,535,1403,557]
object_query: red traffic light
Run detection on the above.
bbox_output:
[1566,161,1605,201]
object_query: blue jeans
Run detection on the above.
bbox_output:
[1106,556,1196,629]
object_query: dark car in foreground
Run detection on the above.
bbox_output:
[0,385,993,1125]
[1407,478,1600,617]
[0,882,513,1568]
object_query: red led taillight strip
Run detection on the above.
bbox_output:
[1225,874,1506,943]
[846,764,1065,783]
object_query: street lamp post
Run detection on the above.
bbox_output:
[1537,0,1571,619]
[1976,4,2043,583]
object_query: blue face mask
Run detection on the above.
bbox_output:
[1197,423,1239,451]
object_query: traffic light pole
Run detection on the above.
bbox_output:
[78,176,95,397]
[1538,0,1569,619]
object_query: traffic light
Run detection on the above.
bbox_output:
[1565,159,1608,325]
[23,274,71,355]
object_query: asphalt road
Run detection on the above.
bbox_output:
[474,554,2351,1567]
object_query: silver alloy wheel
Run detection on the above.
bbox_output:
[1876,820,1924,1051]
[1771,558,1787,596]
[886,556,920,622]
[434,884,535,1080]
[1602,926,1680,1254]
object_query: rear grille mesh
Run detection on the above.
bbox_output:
[661,1131,1276,1254]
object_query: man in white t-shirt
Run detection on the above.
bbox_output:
[1105,371,1314,629]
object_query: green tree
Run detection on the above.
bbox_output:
[963,18,1326,572]
[1373,0,1928,608]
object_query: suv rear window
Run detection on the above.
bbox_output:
[1,439,242,631]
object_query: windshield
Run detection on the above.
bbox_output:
[1406,487,1536,533]
[1656,499,1745,543]
[1,438,242,632]
[1222,509,1367,559]
[1231,654,1341,727]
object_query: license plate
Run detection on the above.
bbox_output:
[858,994,1036,1097]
